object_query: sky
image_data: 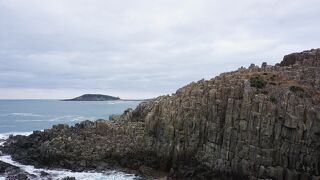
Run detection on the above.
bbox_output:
[0,0,319,99]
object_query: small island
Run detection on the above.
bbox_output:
[62,94,120,101]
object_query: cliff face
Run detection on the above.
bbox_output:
[138,49,320,179]
[2,49,320,179]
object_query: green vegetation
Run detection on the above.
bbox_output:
[250,76,267,89]
[289,86,304,93]
[270,96,277,103]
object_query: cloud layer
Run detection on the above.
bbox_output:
[0,0,319,99]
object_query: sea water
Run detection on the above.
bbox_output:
[0,99,140,133]
[0,99,141,180]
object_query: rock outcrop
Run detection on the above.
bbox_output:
[0,160,35,179]
[2,49,320,180]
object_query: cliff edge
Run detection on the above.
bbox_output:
[2,49,320,179]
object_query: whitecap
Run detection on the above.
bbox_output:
[0,132,138,180]
[49,115,97,122]
[0,113,44,117]
[0,155,138,180]
[0,131,33,146]
[0,131,33,140]
[0,125,15,128]
[12,115,100,123]
[14,119,48,122]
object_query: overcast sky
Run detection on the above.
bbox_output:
[0,0,319,99]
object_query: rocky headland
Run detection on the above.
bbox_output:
[1,49,320,180]
[62,94,120,101]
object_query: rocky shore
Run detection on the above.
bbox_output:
[1,49,320,179]
[0,160,34,179]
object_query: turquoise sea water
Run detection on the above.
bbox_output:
[0,100,140,133]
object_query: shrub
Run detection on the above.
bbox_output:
[270,96,277,103]
[289,86,304,93]
[250,76,267,88]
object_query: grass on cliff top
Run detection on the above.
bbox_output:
[289,85,304,93]
[250,76,267,88]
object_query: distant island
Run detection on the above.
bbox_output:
[62,94,120,101]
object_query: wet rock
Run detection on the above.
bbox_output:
[0,161,11,173]
[40,171,50,177]
[61,176,76,180]
[0,160,34,180]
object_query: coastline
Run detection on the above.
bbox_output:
[0,131,141,180]
[1,49,320,179]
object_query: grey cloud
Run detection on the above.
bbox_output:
[0,0,319,99]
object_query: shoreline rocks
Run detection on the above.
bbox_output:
[1,49,320,179]
[0,160,35,180]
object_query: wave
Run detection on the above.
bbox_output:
[0,132,138,180]
[0,112,44,117]
[0,156,137,180]
[13,115,99,122]
[0,131,33,140]
[48,115,98,122]
[0,125,15,128]
[14,119,49,122]
[0,131,33,146]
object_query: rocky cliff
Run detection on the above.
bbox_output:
[2,49,320,180]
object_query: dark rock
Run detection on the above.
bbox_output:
[280,49,320,66]
[0,160,34,179]
[61,176,76,180]
[40,171,50,177]
[0,161,11,173]
[78,120,94,129]
[11,173,28,180]
[261,62,267,68]
[249,63,256,69]
[281,53,298,66]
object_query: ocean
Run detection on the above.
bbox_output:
[0,99,141,180]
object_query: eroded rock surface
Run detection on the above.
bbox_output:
[2,49,320,180]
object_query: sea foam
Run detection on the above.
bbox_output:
[0,112,44,117]
[0,155,138,180]
[0,132,138,180]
